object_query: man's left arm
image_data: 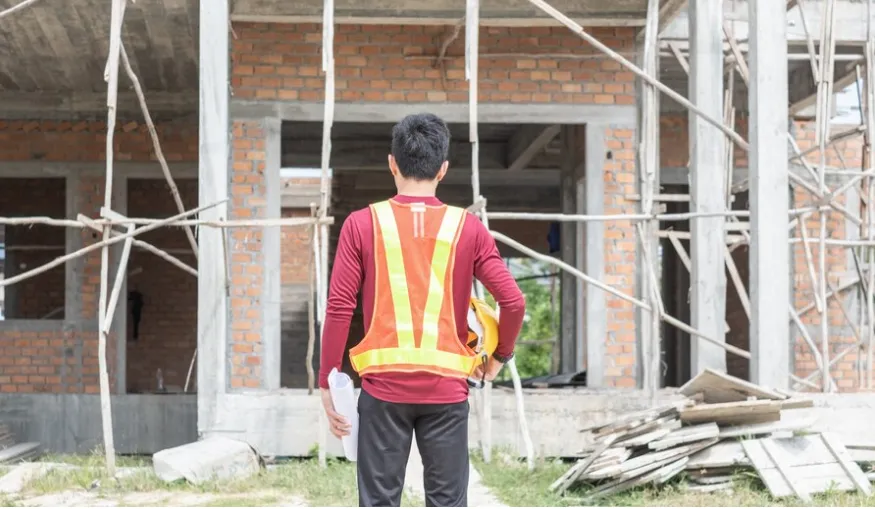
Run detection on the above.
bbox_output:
[471,220,526,361]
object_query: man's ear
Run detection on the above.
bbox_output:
[436,161,449,182]
[388,154,400,177]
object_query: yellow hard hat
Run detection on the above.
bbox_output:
[466,297,499,367]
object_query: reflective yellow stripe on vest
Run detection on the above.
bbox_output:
[355,202,472,375]
[372,201,416,349]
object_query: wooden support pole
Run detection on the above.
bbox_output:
[97,0,128,475]
[316,0,335,468]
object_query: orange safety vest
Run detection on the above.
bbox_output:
[348,199,479,378]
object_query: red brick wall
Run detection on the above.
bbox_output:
[125,179,199,393]
[231,23,635,105]
[602,126,638,387]
[229,121,268,389]
[790,121,861,391]
[0,121,196,395]
[657,114,868,390]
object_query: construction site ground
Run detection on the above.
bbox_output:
[1,451,874,507]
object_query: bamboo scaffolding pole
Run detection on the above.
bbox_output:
[119,43,199,260]
[0,201,225,289]
[815,0,837,393]
[77,213,199,278]
[798,213,825,312]
[489,231,751,360]
[638,0,661,402]
[315,0,335,468]
[524,0,749,151]
[306,204,318,396]
[102,224,136,333]
[0,0,41,20]
[95,0,128,475]
[0,216,332,229]
[665,231,731,334]
[865,0,875,389]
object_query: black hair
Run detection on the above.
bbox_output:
[390,113,451,181]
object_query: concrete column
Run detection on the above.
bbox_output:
[64,174,82,323]
[689,0,727,375]
[263,117,282,390]
[584,124,606,387]
[198,0,230,435]
[748,0,789,389]
[559,126,579,374]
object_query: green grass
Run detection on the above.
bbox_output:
[474,455,875,507]
[15,453,424,507]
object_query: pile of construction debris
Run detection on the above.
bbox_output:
[552,369,875,502]
[0,424,39,465]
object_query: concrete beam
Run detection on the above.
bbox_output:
[506,125,561,172]
[230,0,650,26]
[0,162,198,179]
[789,63,860,118]
[688,0,727,375]
[636,0,688,40]
[197,0,230,437]
[232,100,636,126]
[661,0,871,45]
[0,91,197,122]
[748,0,790,390]
[282,139,521,170]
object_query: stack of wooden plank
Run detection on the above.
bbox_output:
[551,369,873,501]
[0,423,40,465]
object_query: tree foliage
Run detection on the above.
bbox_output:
[483,258,558,382]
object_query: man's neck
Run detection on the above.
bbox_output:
[396,181,438,198]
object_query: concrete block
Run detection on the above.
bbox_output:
[152,437,262,484]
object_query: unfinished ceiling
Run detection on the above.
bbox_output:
[0,0,198,93]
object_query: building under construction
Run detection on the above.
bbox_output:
[0,0,874,459]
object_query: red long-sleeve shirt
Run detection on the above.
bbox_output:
[318,195,526,404]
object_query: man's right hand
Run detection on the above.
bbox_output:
[321,388,351,439]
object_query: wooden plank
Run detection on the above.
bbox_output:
[649,423,719,451]
[686,481,734,493]
[587,438,717,480]
[549,435,616,495]
[718,416,815,439]
[0,443,40,465]
[688,473,735,485]
[687,441,751,470]
[778,398,814,410]
[582,456,689,502]
[679,400,782,425]
[759,438,810,501]
[584,403,682,434]
[742,434,872,500]
[678,368,787,403]
[820,433,873,495]
[615,420,681,448]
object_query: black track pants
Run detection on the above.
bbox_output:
[356,389,469,507]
